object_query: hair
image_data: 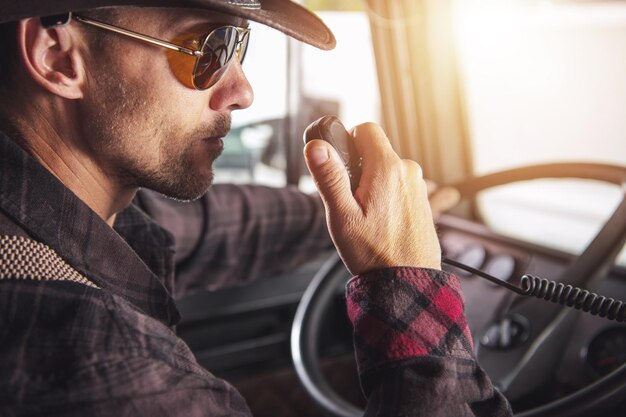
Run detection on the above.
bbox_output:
[78,8,122,48]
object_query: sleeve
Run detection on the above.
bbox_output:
[346,267,513,417]
[135,185,332,296]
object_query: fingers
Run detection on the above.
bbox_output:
[303,139,359,215]
[349,123,401,200]
[347,122,460,219]
[304,121,444,274]
[350,122,397,164]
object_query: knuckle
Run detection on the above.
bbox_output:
[357,121,382,133]
[354,122,390,147]
[389,157,404,173]
[397,160,427,194]
[403,159,423,178]
[377,157,399,179]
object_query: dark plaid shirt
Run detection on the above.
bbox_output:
[135,185,332,294]
[0,130,510,416]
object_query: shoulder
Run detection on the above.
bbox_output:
[0,279,195,361]
[0,280,133,356]
[0,209,31,238]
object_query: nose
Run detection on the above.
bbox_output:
[208,60,254,112]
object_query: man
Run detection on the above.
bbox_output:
[0,1,511,416]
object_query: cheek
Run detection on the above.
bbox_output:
[111,57,210,162]
[154,113,201,164]
[154,76,208,122]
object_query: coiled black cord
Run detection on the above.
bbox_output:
[521,275,626,322]
[443,257,626,323]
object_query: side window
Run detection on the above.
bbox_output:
[299,4,381,192]
[213,21,289,187]
[213,1,381,194]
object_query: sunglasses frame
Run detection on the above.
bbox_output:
[41,12,250,90]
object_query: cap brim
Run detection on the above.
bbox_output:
[0,0,336,50]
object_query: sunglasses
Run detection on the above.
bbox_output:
[41,13,250,90]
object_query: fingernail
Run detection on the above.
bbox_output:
[308,145,329,166]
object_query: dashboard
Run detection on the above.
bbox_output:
[439,214,626,409]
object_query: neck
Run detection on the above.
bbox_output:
[8,104,135,226]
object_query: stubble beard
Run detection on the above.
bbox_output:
[83,69,230,202]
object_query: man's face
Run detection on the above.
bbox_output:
[78,8,253,201]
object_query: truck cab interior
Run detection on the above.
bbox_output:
[171,1,626,416]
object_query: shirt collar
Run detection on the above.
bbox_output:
[0,131,180,326]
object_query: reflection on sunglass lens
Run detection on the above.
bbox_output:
[238,30,250,63]
[193,27,238,89]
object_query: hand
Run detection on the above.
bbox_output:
[304,122,443,276]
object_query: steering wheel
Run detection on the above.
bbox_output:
[291,163,626,417]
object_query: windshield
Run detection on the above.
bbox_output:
[454,0,626,266]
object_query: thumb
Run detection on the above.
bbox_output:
[304,139,359,214]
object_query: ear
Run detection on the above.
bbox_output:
[17,18,86,99]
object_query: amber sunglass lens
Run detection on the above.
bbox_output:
[193,27,237,89]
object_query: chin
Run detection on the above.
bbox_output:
[144,171,215,202]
